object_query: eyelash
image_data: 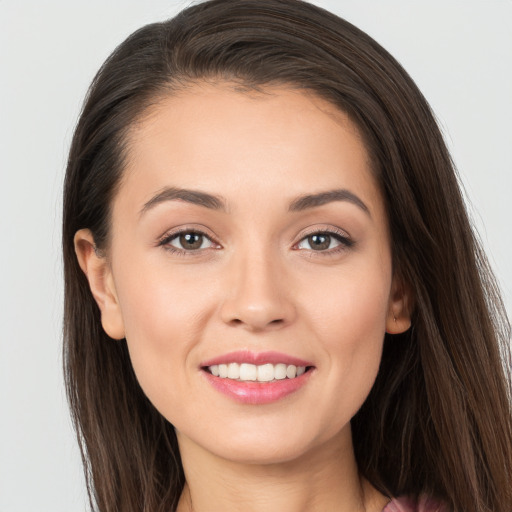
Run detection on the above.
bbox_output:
[158,227,354,256]
[158,228,220,256]
[293,227,354,256]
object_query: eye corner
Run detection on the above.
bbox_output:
[294,227,355,255]
[157,226,222,255]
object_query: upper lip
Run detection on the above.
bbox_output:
[201,350,313,368]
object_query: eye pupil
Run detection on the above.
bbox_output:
[309,234,330,250]
[180,232,203,250]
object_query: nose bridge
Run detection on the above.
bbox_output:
[220,242,294,330]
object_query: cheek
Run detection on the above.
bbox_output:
[116,251,215,339]
[304,254,391,347]
[302,260,391,426]
[112,261,215,410]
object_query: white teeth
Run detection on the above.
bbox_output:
[208,362,308,382]
[218,364,228,378]
[227,363,240,379]
[286,365,297,379]
[239,363,257,381]
[274,363,287,380]
[257,363,274,382]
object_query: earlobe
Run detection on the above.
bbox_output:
[74,229,126,340]
[385,275,413,334]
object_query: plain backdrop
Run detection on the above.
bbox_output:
[1,1,511,510]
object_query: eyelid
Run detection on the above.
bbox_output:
[156,224,353,255]
[157,225,222,252]
[293,226,354,252]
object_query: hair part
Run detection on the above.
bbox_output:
[63,1,512,511]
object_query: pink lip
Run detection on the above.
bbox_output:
[202,369,313,405]
[200,350,315,405]
[201,350,312,367]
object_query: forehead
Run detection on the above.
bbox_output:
[118,82,383,217]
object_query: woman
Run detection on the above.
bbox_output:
[62,1,512,511]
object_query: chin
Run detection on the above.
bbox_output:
[176,413,352,467]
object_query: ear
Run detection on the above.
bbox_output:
[74,229,125,340]
[385,274,413,334]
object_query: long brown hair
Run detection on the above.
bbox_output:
[62,1,512,510]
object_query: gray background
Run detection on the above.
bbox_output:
[1,1,511,510]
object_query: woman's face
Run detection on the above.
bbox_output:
[80,83,409,464]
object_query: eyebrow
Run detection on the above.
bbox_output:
[140,187,227,216]
[139,186,370,218]
[288,189,370,216]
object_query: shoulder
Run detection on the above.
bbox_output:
[382,495,450,512]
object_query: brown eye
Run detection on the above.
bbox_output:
[296,230,353,252]
[168,231,214,251]
[180,233,203,250]
[308,234,331,251]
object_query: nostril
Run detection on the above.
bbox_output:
[220,296,295,330]
[227,317,285,330]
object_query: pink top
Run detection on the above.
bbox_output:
[383,496,449,512]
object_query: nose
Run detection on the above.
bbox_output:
[219,250,296,332]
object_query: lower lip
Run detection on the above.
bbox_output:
[202,369,313,404]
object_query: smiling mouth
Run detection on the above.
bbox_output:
[204,363,313,382]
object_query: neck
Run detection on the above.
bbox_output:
[175,428,388,512]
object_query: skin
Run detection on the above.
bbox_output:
[75,83,411,512]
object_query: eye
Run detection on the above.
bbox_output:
[161,230,217,252]
[296,230,353,252]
